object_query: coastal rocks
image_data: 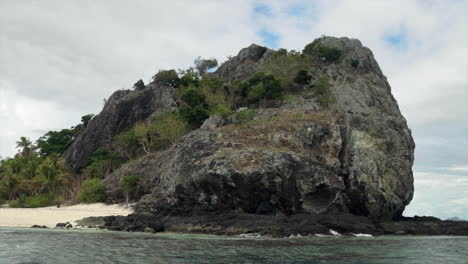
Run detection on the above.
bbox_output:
[56,222,73,229]
[103,214,164,232]
[77,213,468,237]
[75,216,106,228]
[31,225,47,229]
[377,217,468,235]
[63,83,177,170]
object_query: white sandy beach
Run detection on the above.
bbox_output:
[0,203,133,228]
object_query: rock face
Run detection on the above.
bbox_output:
[63,83,177,170]
[212,44,270,81]
[101,36,415,222]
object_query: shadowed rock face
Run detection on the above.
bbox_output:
[80,36,414,221]
[63,83,176,170]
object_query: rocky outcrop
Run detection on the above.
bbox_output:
[80,213,468,237]
[378,217,468,235]
[212,44,271,81]
[102,37,414,222]
[63,83,176,170]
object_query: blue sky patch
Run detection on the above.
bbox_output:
[383,27,408,49]
[258,29,280,48]
[286,4,306,16]
[253,3,272,16]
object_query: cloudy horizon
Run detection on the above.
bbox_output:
[1,0,467,219]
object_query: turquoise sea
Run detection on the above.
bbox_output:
[0,227,467,264]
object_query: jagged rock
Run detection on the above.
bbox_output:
[63,83,177,170]
[212,44,270,81]
[56,222,73,228]
[200,116,226,130]
[101,37,414,222]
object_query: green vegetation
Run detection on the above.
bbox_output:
[303,39,342,62]
[114,111,189,155]
[351,59,359,68]
[148,111,190,146]
[257,50,313,91]
[194,57,218,76]
[133,79,146,90]
[120,175,141,204]
[177,68,201,87]
[36,129,76,157]
[114,130,140,160]
[233,108,256,125]
[0,138,72,208]
[83,148,125,179]
[314,76,335,108]
[179,89,210,126]
[153,69,180,87]
[10,193,51,208]
[294,70,312,85]
[78,178,106,203]
[241,72,283,105]
[210,104,232,118]
[81,114,95,128]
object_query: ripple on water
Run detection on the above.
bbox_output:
[0,227,467,264]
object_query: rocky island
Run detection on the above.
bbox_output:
[2,36,466,236]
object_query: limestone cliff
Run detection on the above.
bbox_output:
[92,36,415,222]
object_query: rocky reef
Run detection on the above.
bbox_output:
[68,36,441,235]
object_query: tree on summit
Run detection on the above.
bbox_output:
[194,57,218,76]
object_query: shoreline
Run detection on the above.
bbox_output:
[0,203,133,228]
[77,212,468,237]
[0,206,466,237]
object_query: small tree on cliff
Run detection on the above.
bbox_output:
[120,175,140,204]
[194,57,218,76]
[133,79,146,91]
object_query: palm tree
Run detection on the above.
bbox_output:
[0,170,19,201]
[16,137,34,158]
[37,158,69,207]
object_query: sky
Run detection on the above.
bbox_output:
[0,0,467,220]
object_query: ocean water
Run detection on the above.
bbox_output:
[0,227,467,264]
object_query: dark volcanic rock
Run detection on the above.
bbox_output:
[31,225,47,229]
[377,219,468,235]
[56,222,73,228]
[81,214,468,237]
[103,214,164,232]
[64,83,176,170]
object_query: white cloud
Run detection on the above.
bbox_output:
[0,0,260,157]
[404,170,468,220]
[446,166,468,173]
